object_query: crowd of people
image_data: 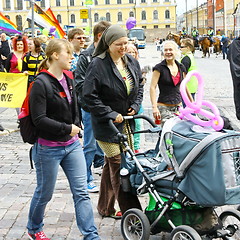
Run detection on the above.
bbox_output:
[1,23,239,240]
[154,26,232,60]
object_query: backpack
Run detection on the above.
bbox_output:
[18,74,53,145]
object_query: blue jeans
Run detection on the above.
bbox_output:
[27,140,99,240]
[222,46,228,59]
[81,109,104,183]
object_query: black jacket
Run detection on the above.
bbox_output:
[228,38,240,119]
[153,59,186,105]
[75,43,94,112]
[30,70,80,142]
[83,52,144,143]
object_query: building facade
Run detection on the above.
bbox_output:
[179,0,240,39]
[177,2,208,35]
[0,0,177,41]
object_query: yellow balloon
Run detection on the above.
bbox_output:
[42,28,49,36]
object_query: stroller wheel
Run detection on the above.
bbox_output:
[170,225,202,240]
[219,209,240,239]
[121,208,150,240]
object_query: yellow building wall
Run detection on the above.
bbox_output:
[1,0,176,36]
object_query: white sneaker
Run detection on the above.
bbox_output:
[87,181,99,193]
[93,166,103,175]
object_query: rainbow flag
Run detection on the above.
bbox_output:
[27,4,65,39]
[0,12,21,34]
[45,8,65,39]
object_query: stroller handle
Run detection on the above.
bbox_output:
[108,114,160,141]
[123,115,157,128]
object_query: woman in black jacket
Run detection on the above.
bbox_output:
[83,25,143,218]
[27,39,99,240]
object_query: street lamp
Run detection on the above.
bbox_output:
[213,0,216,33]
[196,0,199,30]
[31,0,35,38]
[185,0,188,30]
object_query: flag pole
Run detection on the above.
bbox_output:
[31,0,35,37]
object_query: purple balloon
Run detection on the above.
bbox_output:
[126,17,136,30]
[49,26,56,34]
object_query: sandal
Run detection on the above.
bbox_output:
[100,210,122,219]
[109,210,122,219]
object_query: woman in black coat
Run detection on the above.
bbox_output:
[83,25,143,218]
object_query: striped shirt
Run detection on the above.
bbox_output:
[22,52,45,77]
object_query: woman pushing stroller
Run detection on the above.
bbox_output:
[83,25,144,218]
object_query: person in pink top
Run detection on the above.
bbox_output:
[26,39,99,240]
[5,35,28,73]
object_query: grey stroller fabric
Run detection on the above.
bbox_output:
[135,118,240,206]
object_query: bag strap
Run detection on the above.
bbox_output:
[36,73,53,99]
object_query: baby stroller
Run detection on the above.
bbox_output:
[110,115,240,240]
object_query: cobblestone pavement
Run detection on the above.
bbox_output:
[0,45,240,239]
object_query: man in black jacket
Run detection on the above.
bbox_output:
[228,37,240,120]
[0,33,11,69]
[74,21,110,193]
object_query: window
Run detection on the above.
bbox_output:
[57,14,62,23]
[106,12,111,22]
[5,15,10,20]
[165,25,170,28]
[5,0,10,9]
[129,11,134,17]
[118,12,122,22]
[117,0,121,3]
[165,10,170,19]
[141,11,146,20]
[17,0,23,10]
[40,0,46,8]
[94,13,99,22]
[153,10,158,20]
[71,14,75,23]
[56,0,61,7]
[95,0,98,5]
[16,15,22,31]
[83,19,87,23]
[105,0,110,4]
[141,0,146,3]
[154,25,158,28]
[70,0,74,6]
[129,0,134,3]
[153,0,157,2]
[165,0,170,2]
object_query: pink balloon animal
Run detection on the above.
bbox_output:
[178,70,224,131]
